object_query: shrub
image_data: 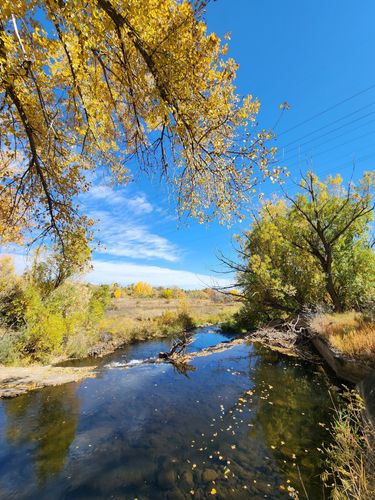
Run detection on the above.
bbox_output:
[0,254,112,362]
[0,328,22,365]
[156,310,195,335]
[133,281,154,298]
[322,390,375,499]
[160,288,174,299]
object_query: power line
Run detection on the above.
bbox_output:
[279,102,375,151]
[277,82,375,137]
[281,124,375,166]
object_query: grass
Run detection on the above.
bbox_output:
[311,312,375,362]
[106,297,239,321]
[97,298,241,346]
[322,390,375,499]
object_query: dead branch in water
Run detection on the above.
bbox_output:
[158,332,194,360]
[249,316,321,363]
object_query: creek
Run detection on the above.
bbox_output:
[0,326,335,499]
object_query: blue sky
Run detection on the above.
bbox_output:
[8,0,375,288]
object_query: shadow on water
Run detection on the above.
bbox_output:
[0,327,337,499]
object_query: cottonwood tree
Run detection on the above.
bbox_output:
[222,172,375,325]
[0,0,278,253]
[282,172,374,311]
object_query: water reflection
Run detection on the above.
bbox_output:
[248,345,333,497]
[2,384,80,486]
[0,329,336,499]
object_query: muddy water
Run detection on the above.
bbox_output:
[0,326,335,499]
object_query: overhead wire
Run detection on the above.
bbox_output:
[277,82,375,137]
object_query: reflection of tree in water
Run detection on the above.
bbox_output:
[4,383,80,484]
[247,345,335,496]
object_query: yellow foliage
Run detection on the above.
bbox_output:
[160,288,174,299]
[133,282,154,298]
[113,288,122,299]
[0,0,277,247]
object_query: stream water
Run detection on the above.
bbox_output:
[0,326,336,499]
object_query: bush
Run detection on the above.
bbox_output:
[156,310,195,335]
[112,288,122,299]
[0,329,22,365]
[322,390,375,499]
[160,288,174,299]
[0,255,111,363]
[133,281,154,298]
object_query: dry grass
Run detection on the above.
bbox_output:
[322,390,375,499]
[99,298,241,343]
[311,312,375,361]
[106,297,239,321]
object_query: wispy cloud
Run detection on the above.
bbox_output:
[94,216,179,262]
[125,194,153,215]
[87,185,125,205]
[82,184,179,263]
[86,185,153,215]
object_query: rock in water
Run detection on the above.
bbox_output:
[202,468,218,482]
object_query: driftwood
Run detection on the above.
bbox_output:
[249,316,321,363]
[158,332,196,376]
[158,332,193,360]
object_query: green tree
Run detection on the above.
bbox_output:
[28,233,91,296]
[227,172,375,326]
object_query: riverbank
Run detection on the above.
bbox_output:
[0,297,240,398]
[0,296,240,363]
[310,312,375,383]
[0,328,247,398]
[0,365,97,398]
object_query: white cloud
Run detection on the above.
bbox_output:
[125,194,153,215]
[87,185,125,205]
[88,259,232,289]
[82,185,179,262]
[0,253,233,289]
[93,213,179,262]
[86,185,154,215]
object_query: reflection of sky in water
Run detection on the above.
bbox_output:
[0,328,335,499]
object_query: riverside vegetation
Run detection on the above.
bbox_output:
[0,253,239,365]
[225,171,375,499]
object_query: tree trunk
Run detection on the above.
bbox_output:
[325,271,343,312]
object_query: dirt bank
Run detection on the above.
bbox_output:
[0,365,97,398]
